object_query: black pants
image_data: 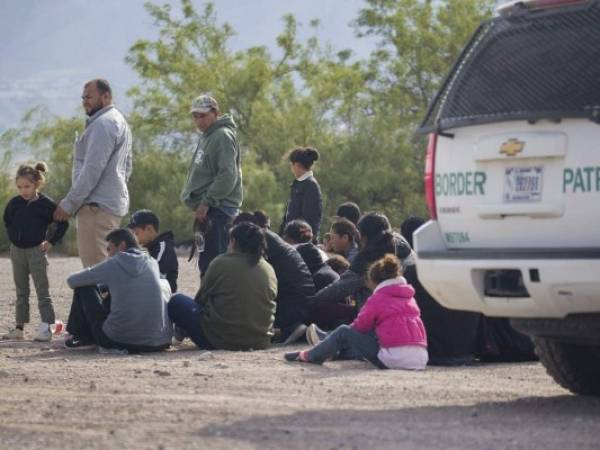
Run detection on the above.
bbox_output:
[66,286,168,352]
[198,208,232,277]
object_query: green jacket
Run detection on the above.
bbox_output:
[181,114,243,210]
[195,252,278,351]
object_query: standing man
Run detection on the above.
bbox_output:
[181,94,243,276]
[54,79,132,267]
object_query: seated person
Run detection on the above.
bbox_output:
[283,219,329,261]
[328,217,360,263]
[336,202,361,225]
[64,228,172,352]
[168,222,278,351]
[296,242,357,330]
[296,243,339,291]
[128,209,178,292]
[235,212,316,344]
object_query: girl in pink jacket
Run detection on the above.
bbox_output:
[285,254,428,369]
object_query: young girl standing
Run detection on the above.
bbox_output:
[285,254,428,370]
[280,147,323,241]
[2,162,68,342]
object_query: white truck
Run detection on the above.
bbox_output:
[415,0,600,394]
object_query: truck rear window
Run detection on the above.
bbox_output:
[418,1,600,134]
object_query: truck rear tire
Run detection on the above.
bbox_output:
[534,337,600,396]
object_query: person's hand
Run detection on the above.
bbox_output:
[195,204,209,222]
[40,241,52,252]
[53,205,70,222]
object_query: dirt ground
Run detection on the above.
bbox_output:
[0,257,599,450]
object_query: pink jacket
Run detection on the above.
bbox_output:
[351,278,427,348]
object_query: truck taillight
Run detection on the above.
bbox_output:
[424,133,437,220]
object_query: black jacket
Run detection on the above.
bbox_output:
[281,176,323,239]
[146,231,179,293]
[264,230,316,328]
[3,193,68,248]
[295,242,339,291]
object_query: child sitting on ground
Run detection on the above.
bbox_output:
[285,254,428,370]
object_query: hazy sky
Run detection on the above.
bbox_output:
[0,0,375,132]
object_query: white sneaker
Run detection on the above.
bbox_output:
[1,328,24,341]
[33,323,52,342]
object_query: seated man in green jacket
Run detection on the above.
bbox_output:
[168,222,277,351]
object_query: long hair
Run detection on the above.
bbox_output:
[229,222,266,266]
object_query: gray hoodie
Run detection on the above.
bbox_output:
[67,248,172,347]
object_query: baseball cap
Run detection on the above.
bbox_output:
[127,209,159,230]
[190,94,218,114]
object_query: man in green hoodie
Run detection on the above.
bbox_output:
[181,95,243,276]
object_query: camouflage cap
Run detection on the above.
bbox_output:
[190,94,218,114]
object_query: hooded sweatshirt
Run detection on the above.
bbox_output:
[146,231,178,293]
[66,248,172,347]
[181,114,243,211]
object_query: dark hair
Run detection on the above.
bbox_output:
[106,228,139,250]
[336,202,361,225]
[15,162,48,187]
[325,254,350,275]
[85,78,112,96]
[351,212,395,275]
[288,147,319,170]
[229,222,266,266]
[400,216,425,249]
[368,254,402,286]
[253,210,270,229]
[330,217,359,243]
[233,212,260,226]
[357,212,392,243]
[283,219,313,244]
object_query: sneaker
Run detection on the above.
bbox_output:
[173,325,187,342]
[282,323,308,345]
[1,328,24,341]
[306,323,328,346]
[33,323,52,342]
[64,336,95,349]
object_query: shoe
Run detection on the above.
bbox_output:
[306,323,327,346]
[33,323,52,342]
[1,328,24,341]
[284,351,301,361]
[64,336,95,349]
[173,325,187,342]
[282,323,308,345]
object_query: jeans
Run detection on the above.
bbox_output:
[198,208,232,277]
[66,286,168,352]
[167,294,214,349]
[307,325,386,369]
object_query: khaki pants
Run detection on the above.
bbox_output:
[10,244,54,325]
[76,205,122,268]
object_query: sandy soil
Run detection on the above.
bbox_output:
[0,257,599,450]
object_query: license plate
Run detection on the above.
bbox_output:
[503,166,543,202]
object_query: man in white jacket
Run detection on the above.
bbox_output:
[54,79,132,267]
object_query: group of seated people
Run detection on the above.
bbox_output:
[63,203,537,368]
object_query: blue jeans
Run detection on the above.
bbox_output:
[198,208,232,277]
[307,325,386,369]
[167,294,214,349]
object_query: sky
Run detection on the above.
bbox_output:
[0,0,376,133]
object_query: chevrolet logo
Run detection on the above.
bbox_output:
[500,138,525,156]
